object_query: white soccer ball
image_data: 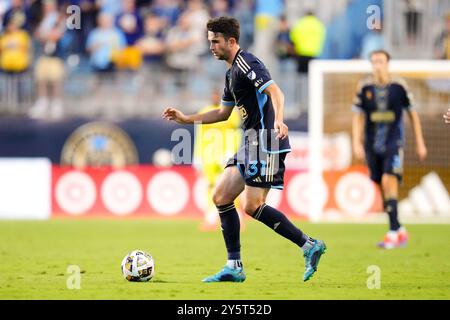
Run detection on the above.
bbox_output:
[121,250,155,282]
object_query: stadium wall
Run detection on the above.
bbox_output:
[0,117,385,221]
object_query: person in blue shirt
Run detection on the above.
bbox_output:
[163,17,326,283]
[86,12,127,72]
[352,50,427,249]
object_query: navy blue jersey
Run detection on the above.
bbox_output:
[221,49,291,153]
[352,76,414,154]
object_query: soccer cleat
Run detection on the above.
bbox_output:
[303,240,327,282]
[397,228,409,247]
[377,232,399,249]
[202,265,246,283]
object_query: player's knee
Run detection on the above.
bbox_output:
[381,175,398,197]
[243,201,264,217]
[212,188,232,207]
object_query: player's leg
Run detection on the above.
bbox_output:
[366,151,397,248]
[378,174,404,248]
[378,150,407,248]
[381,173,400,230]
[202,165,246,282]
[242,185,312,248]
[242,184,326,282]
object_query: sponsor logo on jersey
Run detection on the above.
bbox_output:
[237,105,248,121]
[370,111,395,123]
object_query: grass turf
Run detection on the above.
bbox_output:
[0,219,449,300]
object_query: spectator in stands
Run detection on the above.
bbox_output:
[64,0,99,55]
[210,0,230,18]
[0,1,11,33]
[253,0,283,72]
[97,0,123,18]
[86,12,127,73]
[289,11,325,73]
[0,12,31,109]
[114,0,144,70]
[434,12,450,60]
[403,0,422,46]
[276,15,294,66]
[0,13,31,74]
[185,0,210,36]
[232,0,254,50]
[360,24,385,60]
[2,0,29,31]
[116,0,144,45]
[137,13,166,68]
[165,12,207,88]
[150,0,182,27]
[29,0,66,120]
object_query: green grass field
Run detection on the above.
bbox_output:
[0,219,449,300]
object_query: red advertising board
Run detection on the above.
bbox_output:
[52,165,382,220]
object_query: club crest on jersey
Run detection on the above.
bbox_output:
[366,90,373,100]
[247,70,256,81]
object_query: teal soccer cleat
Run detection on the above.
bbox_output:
[303,240,327,282]
[202,266,246,283]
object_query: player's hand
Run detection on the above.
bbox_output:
[162,107,188,124]
[353,143,365,161]
[443,108,450,124]
[416,142,427,161]
[274,120,288,140]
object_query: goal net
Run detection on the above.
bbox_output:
[308,60,450,222]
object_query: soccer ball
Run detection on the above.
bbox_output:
[121,250,155,282]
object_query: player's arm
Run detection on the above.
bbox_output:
[263,82,288,140]
[162,105,234,125]
[406,109,427,160]
[443,107,450,124]
[352,112,365,161]
[351,81,366,161]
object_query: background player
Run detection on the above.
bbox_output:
[193,88,242,231]
[352,49,427,249]
[163,17,326,282]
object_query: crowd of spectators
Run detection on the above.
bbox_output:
[0,0,249,74]
[0,0,252,117]
[0,0,448,118]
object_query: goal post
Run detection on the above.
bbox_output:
[308,59,450,222]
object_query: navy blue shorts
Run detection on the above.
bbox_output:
[225,131,288,190]
[366,149,403,184]
[225,149,287,190]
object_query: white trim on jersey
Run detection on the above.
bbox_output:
[235,59,249,74]
[237,54,251,70]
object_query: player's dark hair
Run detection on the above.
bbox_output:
[370,49,391,61]
[206,17,240,43]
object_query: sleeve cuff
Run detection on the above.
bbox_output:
[221,100,235,107]
[351,105,364,113]
[258,80,274,93]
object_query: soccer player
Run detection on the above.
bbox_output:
[352,49,427,249]
[443,108,450,123]
[162,17,326,282]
